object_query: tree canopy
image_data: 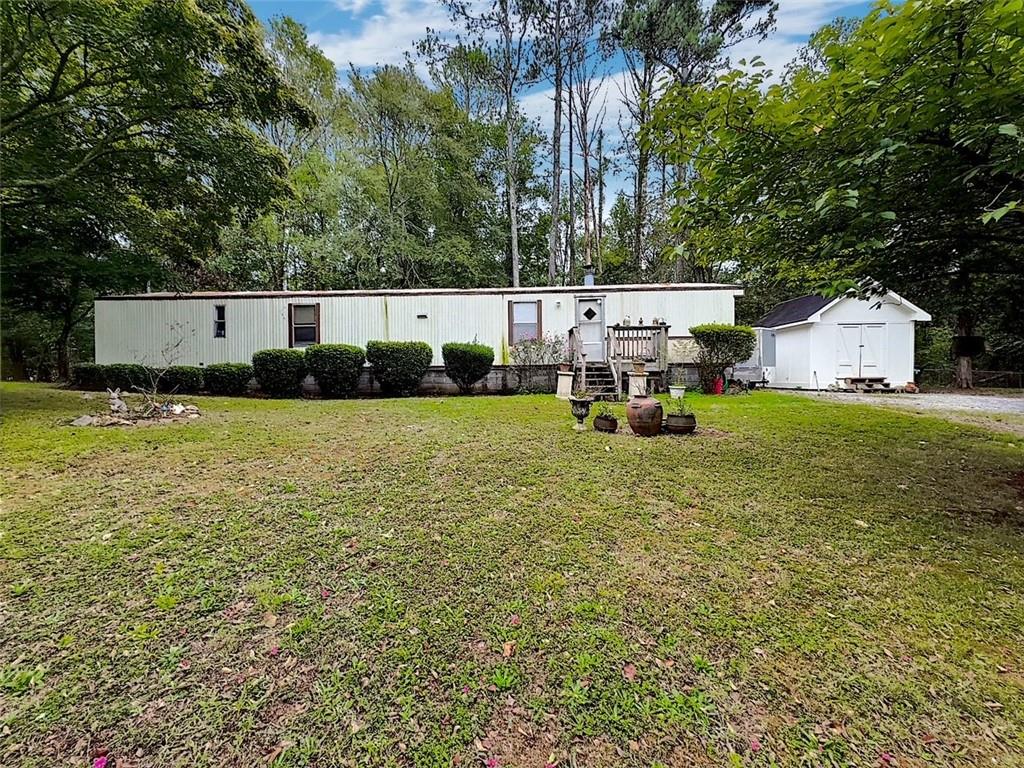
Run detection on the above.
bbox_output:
[650,0,1024,382]
[1,0,313,375]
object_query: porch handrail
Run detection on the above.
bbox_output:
[607,326,623,398]
[608,323,670,363]
[567,326,583,365]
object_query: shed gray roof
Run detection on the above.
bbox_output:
[755,294,833,328]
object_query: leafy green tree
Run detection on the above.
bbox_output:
[427,0,542,287]
[614,0,776,275]
[1,0,312,376]
[651,0,1024,387]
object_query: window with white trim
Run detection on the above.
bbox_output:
[213,305,226,338]
[510,301,540,343]
[290,304,318,347]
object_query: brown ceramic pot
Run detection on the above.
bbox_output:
[626,395,663,436]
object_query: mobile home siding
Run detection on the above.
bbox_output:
[95,285,741,368]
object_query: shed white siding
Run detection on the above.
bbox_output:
[95,285,741,368]
[753,292,929,390]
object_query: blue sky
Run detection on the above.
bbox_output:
[249,0,875,206]
[249,1,875,76]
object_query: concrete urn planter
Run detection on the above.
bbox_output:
[568,396,594,431]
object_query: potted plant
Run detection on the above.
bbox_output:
[568,389,594,431]
[592,402,618,433]
[668,369,686,400]
[631,357,646,374]
[665,394,697,434]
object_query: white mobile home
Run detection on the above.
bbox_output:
[742,291,931,390]
[95,283,743,393]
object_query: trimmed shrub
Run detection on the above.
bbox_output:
[305,344,365,398]
[204,363,254,396]
[366,340,432,396]
[103,363,153,392]
[252,349,306,397]
[689,323,757,393]
[71,363,106,391]
[442,342,494,394]
[157,365,204,394]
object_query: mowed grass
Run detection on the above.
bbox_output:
[1,382,1022,768]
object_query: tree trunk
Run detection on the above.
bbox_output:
[548,77,562,285]
[566,66,575,280]
[597,128,604,274]
[580,96,592,270]
[506,114,521,287]
[56,318,74,381]
[546,3,563,286]
[954,309,974,389]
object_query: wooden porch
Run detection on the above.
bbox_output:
[568,323,671,399]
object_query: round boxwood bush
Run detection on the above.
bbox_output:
[305,343,365,398]
[204,363,253,396]
[71,362,106,391]
[442,342,494,394]
[252,349,306,397]
[103,363,153,392]
[157,365,204,394]
[366,340,432,396]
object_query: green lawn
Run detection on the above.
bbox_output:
[1,383,1022,768]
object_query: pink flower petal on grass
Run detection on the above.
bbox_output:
[750,738,761,752]
[93,757,109,768]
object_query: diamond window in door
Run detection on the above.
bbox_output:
[582,307,597,321]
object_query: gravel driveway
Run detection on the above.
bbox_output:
[791,390,1024,436]
[799,391,1024,414]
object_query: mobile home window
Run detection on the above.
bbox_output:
[509,300,541,343]
[289,303,320,347]
[213,305,226,338]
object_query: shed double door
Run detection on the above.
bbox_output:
[837,324,885,379]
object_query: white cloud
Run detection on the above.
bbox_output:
[310,0,456,71]
[727,0,864,77]
[332,0,372,13]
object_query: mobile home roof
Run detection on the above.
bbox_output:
[98,283,743,301]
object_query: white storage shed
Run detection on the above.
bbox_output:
[741,291,931,390]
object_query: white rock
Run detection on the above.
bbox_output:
[70,415,95,427]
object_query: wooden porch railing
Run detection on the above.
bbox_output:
[568,323,670,398]
[609,323,670,397]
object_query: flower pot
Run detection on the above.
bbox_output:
[593,414,618,433]
[668,385,686,399]
[568,396,593,431]
[558,362,571,372]
[632,360,646,374]
[665,413,697,434]
[626,395,663,437]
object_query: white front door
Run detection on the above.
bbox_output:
[576,297,605,362]
[837,324,886,378]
